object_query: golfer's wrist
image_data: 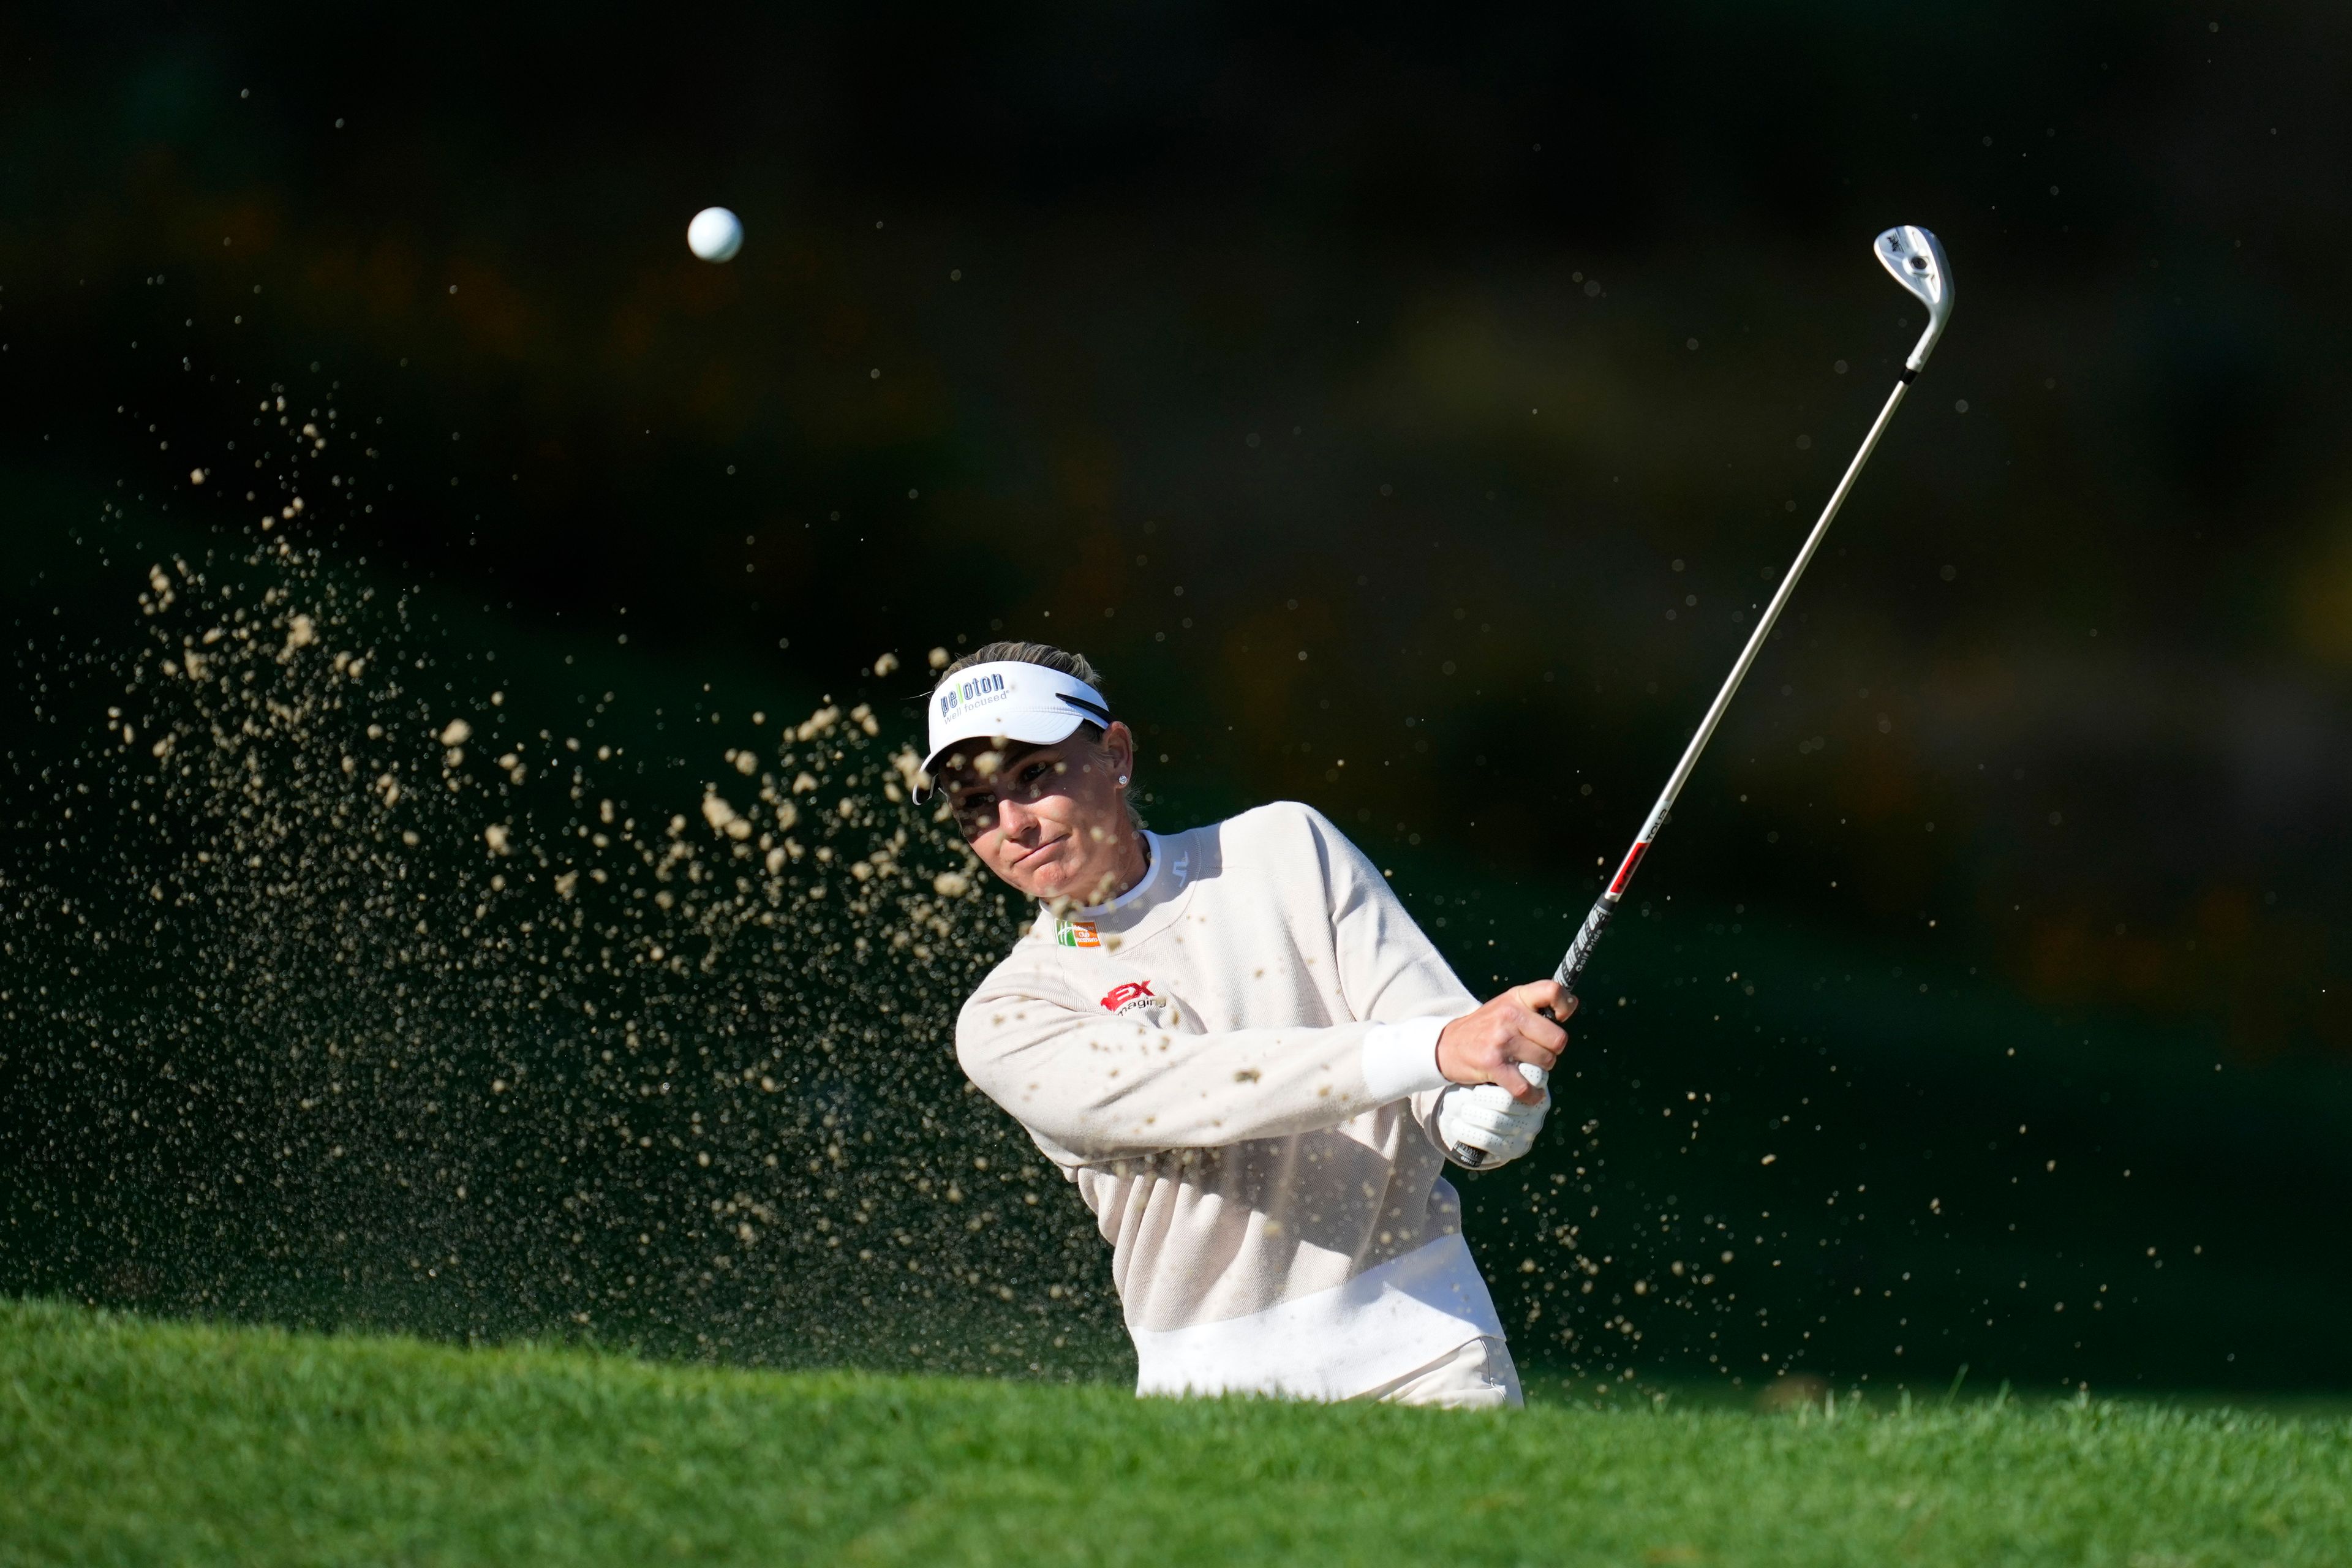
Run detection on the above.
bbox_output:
[1432,1015,1486,1085]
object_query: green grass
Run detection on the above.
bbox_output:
[3,1299,2346,1566]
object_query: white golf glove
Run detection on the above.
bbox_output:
[1436,1065,1549,1168]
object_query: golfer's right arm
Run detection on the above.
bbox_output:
[956,982,1566,1155]
[957,998,1430,1153]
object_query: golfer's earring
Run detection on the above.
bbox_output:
[1117,775,1129,786]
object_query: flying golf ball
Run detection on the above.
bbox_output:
[687,206,743,263]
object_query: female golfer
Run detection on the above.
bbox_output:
[925,643,1569,1408]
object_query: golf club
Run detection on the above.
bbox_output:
[1451,224,1955,1167]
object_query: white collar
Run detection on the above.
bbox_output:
[1039,830,1167,925]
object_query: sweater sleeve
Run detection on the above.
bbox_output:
[957,985,1396,1154]
[1310,806,1479,1035]
[1298,806,1485,1157]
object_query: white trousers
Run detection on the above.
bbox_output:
[1354,1335,1523,1410]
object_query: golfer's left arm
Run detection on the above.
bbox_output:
[1317,809,1564,1166]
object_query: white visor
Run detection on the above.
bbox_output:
[917,660,1111,796]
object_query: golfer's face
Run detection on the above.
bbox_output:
[943,738,1125,901]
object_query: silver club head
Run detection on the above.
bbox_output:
[1875,224,1954,372]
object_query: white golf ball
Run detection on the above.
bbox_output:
[687,206,744,263]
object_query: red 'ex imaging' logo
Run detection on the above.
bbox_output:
[1099,980,1155,1013]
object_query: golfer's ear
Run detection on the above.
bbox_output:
[1103,721,1136,775]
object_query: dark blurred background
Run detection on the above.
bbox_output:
[3,2,2349,1395]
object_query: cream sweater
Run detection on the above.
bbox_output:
[956,801,1506,1399]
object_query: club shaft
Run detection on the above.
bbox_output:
[1610,374,1913,895]
[1450,372,1915,1170]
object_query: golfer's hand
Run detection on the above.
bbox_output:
[1436,981,1574,1103]
[1437,1077,1550,1167]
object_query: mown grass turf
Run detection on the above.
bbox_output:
[3,1298,2346,1566]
